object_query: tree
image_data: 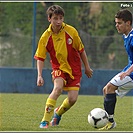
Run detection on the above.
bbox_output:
[76,2,121,67]
[0,2,132,68]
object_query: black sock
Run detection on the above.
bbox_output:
[109,118,114,123]
[104,93,117,122]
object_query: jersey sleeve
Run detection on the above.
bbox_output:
[72,29,84,53]
[34,34,48,61]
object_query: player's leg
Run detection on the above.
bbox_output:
[58,89,79,115]
[103,83,117,122]
[39,70,65,128]
[100,74,133,130]
[50,74,80,126]
[50,89,79,126]
[99,82,117,130]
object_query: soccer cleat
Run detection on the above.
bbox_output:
[39,121,49,128]
[50,108,61,126]
[98,121,116,130]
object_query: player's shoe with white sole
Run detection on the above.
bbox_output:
[50,108,61,126]
[39,121,49,128]
[98,121,116,130]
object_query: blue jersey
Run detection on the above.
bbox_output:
[122,29,133,79]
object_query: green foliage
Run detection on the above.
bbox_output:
[1,2,132,36]
[0,2,33,35]
[0,2,132,68]
[1,33,32,67]
[54,2,81,28]
[75,2,133,68]
[76,2,133,36]
[0,93,133,131]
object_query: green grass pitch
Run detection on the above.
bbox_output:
[0,93,133,131]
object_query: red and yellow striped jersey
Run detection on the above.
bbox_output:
[34,22,84,79]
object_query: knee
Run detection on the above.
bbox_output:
[103,83,116,95]
[53,86,63,97]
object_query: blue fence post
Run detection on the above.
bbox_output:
[32,2,37,68]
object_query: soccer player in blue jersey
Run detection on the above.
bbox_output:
[99,9,133,130]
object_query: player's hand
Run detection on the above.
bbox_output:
[37,75,44,86]
[85,68,93,78]
[119,72,128,80]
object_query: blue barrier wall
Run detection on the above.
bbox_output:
[0,67,133,96]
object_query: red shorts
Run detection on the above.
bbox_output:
[51,69,81,91]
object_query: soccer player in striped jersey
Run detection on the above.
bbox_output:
[99,9,133,130]
[34,5,93,128]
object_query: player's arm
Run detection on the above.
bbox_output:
[119,64,133,80]
[37,60,44,86]
[72,29,93,77]
[80,50,93,78]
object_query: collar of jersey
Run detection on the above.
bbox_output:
[124,28,133,38]
[47,22,66,33]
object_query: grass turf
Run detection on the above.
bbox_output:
[0,93,133,131]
